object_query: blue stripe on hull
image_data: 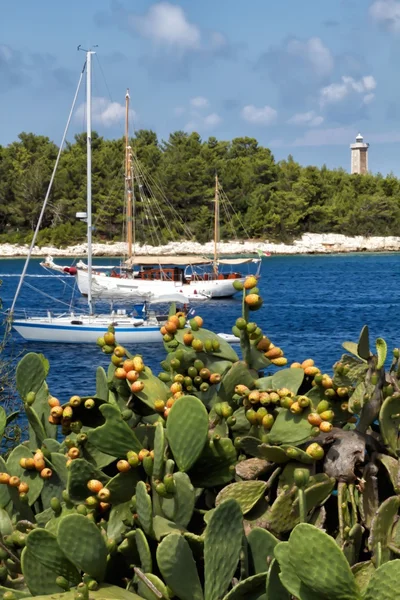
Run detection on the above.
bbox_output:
[13,322,159,333]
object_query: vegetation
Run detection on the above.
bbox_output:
[1,131,399,248]
[0,279,399,598]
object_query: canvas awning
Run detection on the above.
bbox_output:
[218,257,260,265]
[124,255,212,267]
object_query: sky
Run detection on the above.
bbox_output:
[1,0,400,174]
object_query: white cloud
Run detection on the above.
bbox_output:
[370,0,400,32]
[174,106,185,116]
[76,97,136,127]
[203,113,221,127]
[241,104,278,125]
[190,96,209,109]
[130,2,201,49]
[184,112,222,132]
[287,111,324,127]
[319,75,377,106]
[286,37,334,76]
[363,93,375,105]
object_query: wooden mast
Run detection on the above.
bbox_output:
[125,89,133,260]
[213,173,219,276]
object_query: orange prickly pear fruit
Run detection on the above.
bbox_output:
[301,359,315,369]
[67,448,80,460]
[319,410,334,422]
[97,488,111,502]
[277,388,291,398]
[126,370,139,383]
[154,399,166,412]
[131,381,145,393]
[165,321,178,334]
[262,414,274,429]
[183,332,194,346]
[25,458,35,470]
[87,480,103,493]
[34,458,46,472]
[321,375,333,389]
[235,385,249,396]
[308,412,322,427]
[271,357,288,366]
[319,421,333,433]
[114,345,126,357]
[117,460,131,473]
[170,382,182,395]
[19,458,27,469]
[193,315,203,327]
[8,476,20,488]
[290,401,302,414]
[123,359,135,372]
[132,356,145,372]
[84,399,95,410]
[104,331,115,345]
[245,293,261,306]
[18,482,29,494]
[336,387,349,398]
[191,339,203,352]
[290,362,302,368]
[265,347,283,359]
[209,373,221,385]
[297,395,310,408]
[244,276,258,289]
[304,366,320,376]
[248,390,261,404]
[138,449,150,462]
[0,473,10,485]
[48,396,60,408]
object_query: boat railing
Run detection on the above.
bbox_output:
[7,308,83,322]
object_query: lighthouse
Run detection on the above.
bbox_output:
[350,133,369,175]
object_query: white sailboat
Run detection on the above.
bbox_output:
[42,92,261,301]
[9,49,169,344]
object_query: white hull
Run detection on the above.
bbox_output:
[77,270,241,300]
[12,313,162,344]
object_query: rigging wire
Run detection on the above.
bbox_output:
[10,58,87,315]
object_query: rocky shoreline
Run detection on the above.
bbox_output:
[1,233,400,258]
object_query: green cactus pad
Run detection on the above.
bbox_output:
[21,547,67,596]
[379,395,400,455]
[137,573,170,600]
[267,408,314,446]
[136,481,154,537]
[107,501,132,540]
[160,472,195,527]
[274,542,321,600]
[204,499,243,600]
[87,404,143,456]
[265,559,290,600]
[157,533,203,600]
[376,338,387,369]
[368,495,400,563]
[105,470,141,504]
[351,561,375,597]
[25,528,80,584]
[57,514,108,580]
[247,527,278,574]
[166,395,208,472]
[287,523,359,599]
[270,367,304,394]
[257,444,291,463]
[222,571,268,599]
[364,559,400,600]
[376,454,399,492]
[357,325,370,360]
[216,481,267,515]
[0,508,12,536]
[152,515,184,540]
[96,366,109,401]
[6,445,43,505]
[136,528,152,573]
[27,584,145,600]
[66,458,110,502]
[132,367,169,411]
[265,486,298,534]
[217,361,255,403]
[25,405,48,448]
[152,422,165,480]
[16,352,46,400]
[188,437,237,488]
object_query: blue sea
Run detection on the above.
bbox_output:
[1,253,399,402]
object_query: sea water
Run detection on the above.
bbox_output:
[1,254,399,400]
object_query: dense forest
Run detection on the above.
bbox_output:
[0,130,399,247]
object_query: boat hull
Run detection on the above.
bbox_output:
[77,270,241,300]
[13,316,162,344]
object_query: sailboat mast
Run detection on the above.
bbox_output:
[86,50,94,315]
[213,173,219,275]
[125,89,133,260]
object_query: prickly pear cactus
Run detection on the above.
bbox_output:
[2,283,400,598]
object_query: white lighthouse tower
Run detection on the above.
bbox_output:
[350,133,369,174]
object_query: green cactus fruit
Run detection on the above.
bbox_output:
[233,280,244,291]
[293,468,310,488]
[157,534,203,600]
[163,474,176,495]
[155,482,168,497]
[166,395,208,472]
[55,577,70,591]
[142,455,154,477]
[204,499,243,600]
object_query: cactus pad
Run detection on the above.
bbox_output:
[160,472,195,527]
[157,533,203,600]
[57,514,108,580]
[25,528,80,584]
[16,352,46,400]
[87,404,143,456]
[364,559,400,600]
[136,481,154,537]
[216,480,267,515]
[368,495,400,563]
[204,499,243,600]
[379,395,400,455]
[188,437,237,488]
[166,395,208,471]
[268,408,314,446]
